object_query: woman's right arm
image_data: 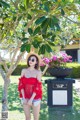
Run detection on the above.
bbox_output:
[20,69,25,99]
[18,69,27,104]
[21,69,25,77]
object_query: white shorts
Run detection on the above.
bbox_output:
[32,99,41,106]
[20,98,41,106]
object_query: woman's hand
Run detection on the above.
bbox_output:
[22,98,27,105]
[27,99,33,106]
[27,92,36,106]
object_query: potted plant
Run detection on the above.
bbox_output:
[41,52,72,78]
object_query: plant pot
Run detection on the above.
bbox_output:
[48,67,72,79]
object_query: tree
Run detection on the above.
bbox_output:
[0,0,80,116]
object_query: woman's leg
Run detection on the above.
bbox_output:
[23,104,31,120]
[32,103,41,120]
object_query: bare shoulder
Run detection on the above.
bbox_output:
[21,68,28,76]
[36,69,41,74]
[21,68,27,73]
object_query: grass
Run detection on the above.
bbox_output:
[0,75,80,120]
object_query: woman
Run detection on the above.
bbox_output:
[18,52,43,120]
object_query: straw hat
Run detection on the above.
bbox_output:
[26,46,41,65]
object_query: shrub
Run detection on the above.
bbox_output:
[66,63,80,78]
[12,64,27,75]
[12,62,80,78]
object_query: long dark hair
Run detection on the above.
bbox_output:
[27,55,39,70]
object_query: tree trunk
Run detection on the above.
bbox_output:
[0,66,10,119]
[2,78,10,111]
[0,51,25,119]
[1,77,10,120]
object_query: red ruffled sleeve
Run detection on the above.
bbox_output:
[18,77,25,98]
[33,80,42,96]
[18,77,24,91]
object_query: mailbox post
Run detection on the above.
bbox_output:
[45,78,75,107]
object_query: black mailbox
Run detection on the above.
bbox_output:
[45,78,75,107]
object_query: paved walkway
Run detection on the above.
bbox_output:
[73,79,80,97]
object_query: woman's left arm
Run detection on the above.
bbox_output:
[32,70,42,96]
[36,70,42,81]
[42,64,49,76]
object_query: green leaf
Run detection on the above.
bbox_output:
[46,32,52,37]
[62,0,65,2]
[43,4,50,12]
[61,44,65,48]
[28,28,33,35]
[0,3,2,7]
[61,9,65,16]
[52,16,59,24]
[69,0,74,2]
[42,25,48,35]
[55,24,60,31]
[42,32,53,39]
[48,18,55,30]
[0,1,10,8]
[39,44,46,54]
[21,38,28,42]
[22,32,26,37]
[20,44,26,52]
[33,26,40,35]
[41,18,49,34]
[32,40,41,48]
[45,44,52,53]
[13,16,16,21]
[35,16,46,25]
[52,0,57,1]
[26,44,31,52]
[23,22,27,27]
[41,18,49,28]
[24,0,29,8]
[42,34,47,38]
[19,5,25,10]
[47,41,55,46]
[51,35,56,41]
[28,14,32,20]
[18,16,22,21]
[38,49,41,55]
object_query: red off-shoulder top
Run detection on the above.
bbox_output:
[18,76,42,99]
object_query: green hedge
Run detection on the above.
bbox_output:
[12,64,47,75]
[12,63,80,78]
[66,63,80,78]
[12,65,27,75]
